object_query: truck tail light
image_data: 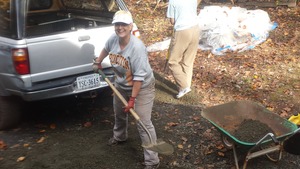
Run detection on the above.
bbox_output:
[12,48,30,75]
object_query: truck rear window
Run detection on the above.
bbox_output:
[29,0,52,11]
[25,0,119,37]
[61,0,118,12]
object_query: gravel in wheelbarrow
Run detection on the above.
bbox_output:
[233,119,275,143]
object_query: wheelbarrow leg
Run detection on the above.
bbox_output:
[242,133,281,169]
[232,144,240,169]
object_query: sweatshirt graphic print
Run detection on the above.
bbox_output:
[109,53,133,86]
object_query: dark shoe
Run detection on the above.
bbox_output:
[144,163,160,169]
[107,137,126,146]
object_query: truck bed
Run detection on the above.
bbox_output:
[26,12,112,37]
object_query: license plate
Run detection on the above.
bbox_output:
[76,74,107,91]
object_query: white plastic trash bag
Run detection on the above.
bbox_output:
[147,38,171,52]
[146,6,277,55]
[198,6,277,55]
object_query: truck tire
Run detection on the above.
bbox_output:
[0,96,22,130]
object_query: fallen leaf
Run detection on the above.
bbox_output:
[50,124,56,129]
[0,140,7,150]
[205,148,214,155]
[11,144,20,148]
[170,160,178,166]
[177,144,183,149]
[216,144,224,150]
[267,106,274,112]
[83,122,92,128]
[101,120,111,123]
[294,85,300,89]
[17,156,26,162]
[39,129,46,133]
[23,143,30,147]
[280,112,289,118]
[37,137,45,143]
[192,116,200,121]
[167,122,178,127]
[283,107,291,112]
[217,152,225,157]
[181,136,188,142]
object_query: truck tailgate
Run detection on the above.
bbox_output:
[25,26,114,83]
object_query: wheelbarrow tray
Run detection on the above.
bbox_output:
[201,100,298,147]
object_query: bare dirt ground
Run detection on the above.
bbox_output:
[0,73,300,169]
[1,1,300,169]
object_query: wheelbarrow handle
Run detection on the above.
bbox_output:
[293,127,300,134]
[255,133,279,146]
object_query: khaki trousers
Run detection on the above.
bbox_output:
[112,79,159,165]
[168,25,200,90]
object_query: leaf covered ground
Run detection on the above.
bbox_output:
[127,0,300,118]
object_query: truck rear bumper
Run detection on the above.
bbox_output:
[7,75,115,101]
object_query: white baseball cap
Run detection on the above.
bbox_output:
[112,10,133,24]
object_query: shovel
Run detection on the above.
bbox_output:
[163,40,171,73]
[163,32,174,73]
[98,70,174,155]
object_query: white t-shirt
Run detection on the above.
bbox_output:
[167,0,198,31]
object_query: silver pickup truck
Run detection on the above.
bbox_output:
[0,0,139,129]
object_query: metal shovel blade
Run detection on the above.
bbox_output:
[142,138,174,155]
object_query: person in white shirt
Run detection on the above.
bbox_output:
[167,0,200,99]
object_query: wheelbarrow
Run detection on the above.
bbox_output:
[201,100,300,169]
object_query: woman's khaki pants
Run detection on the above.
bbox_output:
[169,25,200,90]
[112,79,159,166]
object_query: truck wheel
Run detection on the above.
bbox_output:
[0,96,22,130]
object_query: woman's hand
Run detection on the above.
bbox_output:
[92,58,102,73]
[124,96,136,112]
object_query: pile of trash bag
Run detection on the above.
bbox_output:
[198,5,277,55]
[147,6,277,55]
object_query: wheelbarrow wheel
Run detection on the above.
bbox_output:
[221,134,234,149]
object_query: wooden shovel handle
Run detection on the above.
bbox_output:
[98,70,140,120]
